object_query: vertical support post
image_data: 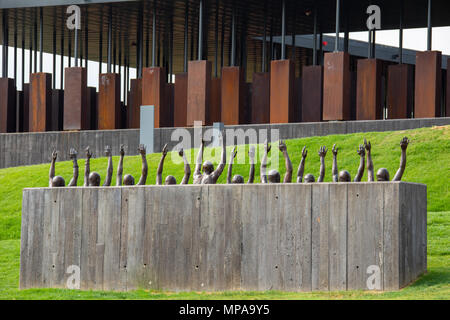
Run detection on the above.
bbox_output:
[39,7,43,72]
[13,9,17,87]
[52,7,56,89]
[107,4,112,73]
[427,0,432,51]
[399,0,403,64]
[198,0,203,60]
[152,1,156,67]
[99,6,103,75]
[183,0,188,72]
[231,6,236,66]
[313,7,318,66]
[34,8,37,73]
[214,0,219,77]
[2,9,8,78]
[60,7,64,89]
[281,0,286,60]
[334,0,340,52]
[262,1,267,72]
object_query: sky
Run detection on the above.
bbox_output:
[0,26,449,93]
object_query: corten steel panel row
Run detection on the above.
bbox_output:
[51,89,64,131]
[142,67,167,128]
[356,59,383,120]
[302,66,323,123]
[29,73,52,132]
[127,79,142,129]
[387,64,414,119]
[210,77,222,124]
[20,183,427,292]
[323,52,351,121]
[63,67,88,131]
[221,66,246,125]
[270,59,295,124]
[415,51,442,118]
[174,73,188,127]
[447,58,450,117]
[187,60,212,126]
[98,73,121,130]
[0,78,17,133]
[251,72,270,124]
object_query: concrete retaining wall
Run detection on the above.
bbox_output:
[3,117,449,169]
[20,182,427,292]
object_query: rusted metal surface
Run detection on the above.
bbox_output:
[294,77,302,122]
[323,52,351,121]
[63,67,88,130]
[164,83,174,127]
[356,59,383,120]
[221,66,246,125]
[270,59,295,124]
[0,78,17,133]
[21,83,30,132]
[142,67,166,128]
[127,78,142,129]
[187,60,211,126]
[415,51,442,118]
[174,73,188,127]
[447,58,450,117]
[87,87,97,130]
[302,65,323,122]
[29,73,52,132]
[210,77,222,124]
[51,89,64,131]
[98,73,121,130]
[251,72,270,124]
[387,64,413,119]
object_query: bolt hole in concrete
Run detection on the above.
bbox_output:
[143,264,147,268]
[125,198,128,202]
[275,195,279,200]
[275,266,278,269]
[54,200,57,203]
[197,197,201,200]
[357,194,359,197]
[195,265,199,269]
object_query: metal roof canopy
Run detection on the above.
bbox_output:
[1,0,449,74]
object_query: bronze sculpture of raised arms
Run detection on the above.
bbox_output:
[392,137,409,181]
[83,147,92,187]
[260,140,271,184]
[116,144,125,186]
[364,138,375,182]
[247,146,256,184]
[193,130,226,184]
[353,144,365,182]
[179,148,191,184]
[103,145,113,186]
[318,146,327,182]
[279,140,293,183]
[296,146,307,183]
[68,148,79,187]
[49,150,65,187]
[137,144,148,185]
[156,144,169,185]
[227,146,238,184]
[331,144,339,182]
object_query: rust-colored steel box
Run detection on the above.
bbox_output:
[221,66,246,125]
[323,52,351,121]
[127,78,142,129]
[98,73,121,130]
[51,89,64,131]
[142,67,167,128]
[387,64,414,119]
[64,67,88,130]
[187,60,212,126]
[356,59,383,120]
[174,73,188,127]
[251,72,270,124]
[415,51,442,118]
[87,87,97,130]
[270,59,295,124]
[29,73,52,132]
[302,65,323,122]
[210,77,222,124]
[0,78,17,133]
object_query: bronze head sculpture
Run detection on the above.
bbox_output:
[49,150,66,187]
[227,145,256,184]
[260,140,292,183]
[116,144,148,186]
[123,174,135,185]
[89,172,101,186]
[193,130,226,184]
[84,146,101,187]
[156,144,191,185]
[331,143,366,182]
[304,173,315,183]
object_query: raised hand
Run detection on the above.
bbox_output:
[248,146,255,160]
[357,144,365,157]
[318,146,328,157]
[301,146,307,159]
[264,140,271,153]
[52,149,58,161]
[85,146,93,159]
[364,138,371,152]
[69,148,78,159]
[162,143,168,156]
[332,144,338,156]
[178,148,184,157]
[231,146,237,159]
[138,144,146,156]
[119,144,125,156]
[279,140,287,152]
[104,145,112,157]
[400,137,409,150]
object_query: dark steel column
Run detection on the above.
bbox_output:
[52,7,56,88]
[34,8,37,73]
[262,1,267,72]
[85,6,88,72]
[334,0,340,52]
[152,1,156,67]
[107,4,112,73]
[39,7,43,72]
[184,0,188,72]
[313,6,318,66]
[281,0,286,60]
[146,6,149,68]
[214,0,219,77]
[99,6,103,75]
[198,0,203,60]
[427,0,432,51]
[1,9,8,78]
[29,9,33,78]
[60,7,64,89]
[231,6,236,66]
[399,0,403,64]
[21,9,25,88]
[14,9,17,85]
[291,3,296,61]
[371,30,376,58]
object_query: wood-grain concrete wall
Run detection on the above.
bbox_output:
[20,182,427,292]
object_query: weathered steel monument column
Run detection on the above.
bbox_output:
[64,67,88,130]
[29,72,52,132]
[0,78,16,133]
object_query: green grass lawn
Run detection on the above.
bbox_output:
[0,125,449,299]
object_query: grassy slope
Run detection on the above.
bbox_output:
[0,125,448,299]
